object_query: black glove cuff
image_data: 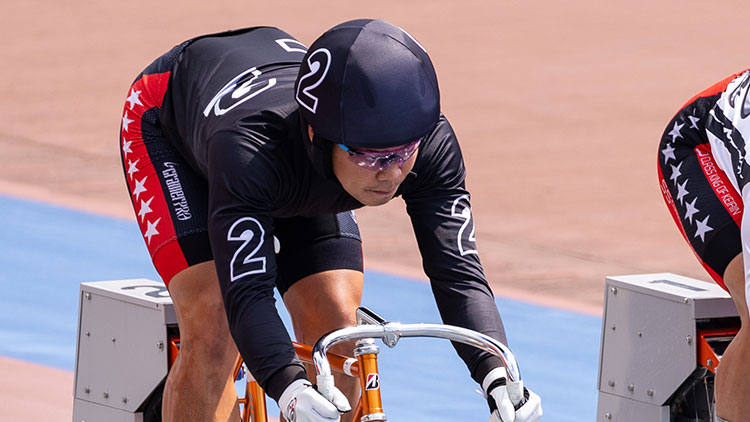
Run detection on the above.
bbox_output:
[486,381,531,414]
[485,377,507,413]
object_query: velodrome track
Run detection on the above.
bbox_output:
[3,0,750,420]
[0,195,599,420]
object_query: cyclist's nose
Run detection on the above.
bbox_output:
[376,160,403,181]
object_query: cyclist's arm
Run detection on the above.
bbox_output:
[206,131,306,402]
[402,117,507,385]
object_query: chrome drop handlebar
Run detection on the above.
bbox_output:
[311,321,521,383]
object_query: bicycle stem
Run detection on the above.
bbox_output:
[312,322,522,401]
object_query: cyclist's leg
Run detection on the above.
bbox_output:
[284,269,363,393]
[274,212,363,422]
[119,43,238,421]
[164,261,240,422]
[715,254,750,421]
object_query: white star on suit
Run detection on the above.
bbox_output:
[122,139,133,159]
[684,197,699,224]
[122,111,134,132]
[126,89,143,110]
[144,218,161,245]
[676,179,689,204]
[138,197,154,222]
[133,176,148,200]
[670,162,683,182]
[688,114,700,129]
[668,121,685,142]
[662,144,676,163]
[127,159,140,180]
[694,215,713,242]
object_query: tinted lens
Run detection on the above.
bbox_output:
[339,139,421,171]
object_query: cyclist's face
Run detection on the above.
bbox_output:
[331,139,417,207]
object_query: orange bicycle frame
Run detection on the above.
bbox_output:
[167,331,381,422]
[234,342,382,422]
[167,308,520,422]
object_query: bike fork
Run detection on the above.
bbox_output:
[354,338,387,421]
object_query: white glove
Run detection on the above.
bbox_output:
[482,367,543,422]
[279,379,351,422]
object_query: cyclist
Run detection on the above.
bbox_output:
[658,68,750,421]
[120,19,541,422]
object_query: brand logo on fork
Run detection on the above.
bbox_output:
[365,373,380,390]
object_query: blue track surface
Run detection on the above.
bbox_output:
[0,194,600,420]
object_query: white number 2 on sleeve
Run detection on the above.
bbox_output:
[450,195,478,256]
[228,217,267,282]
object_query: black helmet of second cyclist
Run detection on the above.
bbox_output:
[295,18,441,158]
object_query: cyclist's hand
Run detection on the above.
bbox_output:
[279,379,351,422]
[483,367,543,422]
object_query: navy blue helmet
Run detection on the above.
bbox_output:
[295,19,441,149]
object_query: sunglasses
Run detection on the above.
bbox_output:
[337,138,422,172]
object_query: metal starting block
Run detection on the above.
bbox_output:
[597,273,739,421]
[72,279,175,422]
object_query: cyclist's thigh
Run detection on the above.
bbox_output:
[275,212,364,342]
[273,211,363,297]
[722,255,749,324]
[168,261,236,343]
[658,101,743,291]
[119,44,212,288]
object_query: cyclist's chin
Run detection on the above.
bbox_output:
[352,187,397,206]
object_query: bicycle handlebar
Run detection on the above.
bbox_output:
[311,321,521,384]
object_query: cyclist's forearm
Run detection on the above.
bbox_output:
[265,364,308,401]
[430,278,507,383]
[207,201,308,399]
[221,277,306,401]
